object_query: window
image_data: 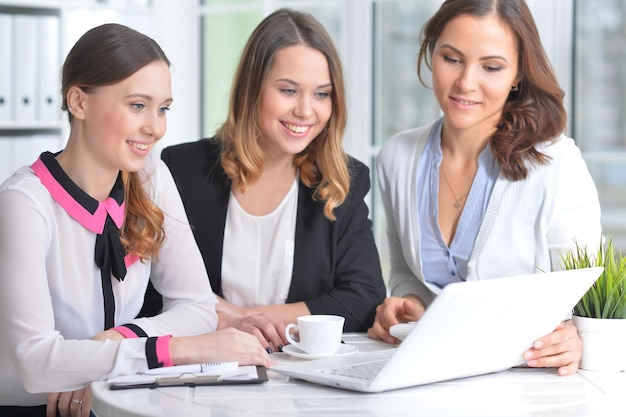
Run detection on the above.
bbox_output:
[574,0,626,252]
[369,0,626,275]
[198,0,626,282]
[198,0,343,138]
[371,0,442,280]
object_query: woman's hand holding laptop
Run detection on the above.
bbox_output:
[522,320,583,376]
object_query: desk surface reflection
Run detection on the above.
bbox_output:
[91,333,626,417]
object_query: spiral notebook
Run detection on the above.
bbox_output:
[271,267,603,392]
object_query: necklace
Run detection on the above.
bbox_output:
[440,164,469,209]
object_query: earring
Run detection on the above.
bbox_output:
[511,83,519,92]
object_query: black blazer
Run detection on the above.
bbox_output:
[159,138,386,332]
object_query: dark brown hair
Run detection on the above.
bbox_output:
[418,0,566,181]
[61,23,169,260]
[217,8,349,220]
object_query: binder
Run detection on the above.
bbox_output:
[0,14,13,121]
[10,135,34,173]
[37,15,61,121]
[0,137,13,183]
[31,133,64,155]
[107,365,268,390]
[13,15,38,122]
[12,134,62,172]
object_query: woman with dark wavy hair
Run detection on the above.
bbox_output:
[368,0,601,377]
[160,8,385,352]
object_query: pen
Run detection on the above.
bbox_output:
[144,361,238,375]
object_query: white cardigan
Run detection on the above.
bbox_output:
[377,121,603,306]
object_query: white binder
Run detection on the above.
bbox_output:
[37,15,61,121]
[0,137,13,183]
[11,135,36,173]
[12,134,62,173]
[13,15,39,122]
[0,14,13,121]
[32,133,64,159]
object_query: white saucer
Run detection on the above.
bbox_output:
[281,343,359,360]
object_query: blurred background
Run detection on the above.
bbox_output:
[1,0,624,281]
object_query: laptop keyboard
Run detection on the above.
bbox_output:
[319,360,387,381]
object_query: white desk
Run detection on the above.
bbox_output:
[91,334,626,417]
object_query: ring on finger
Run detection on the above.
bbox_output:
[72,398,83,405]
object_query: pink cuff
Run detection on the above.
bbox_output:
[112,326,139,338]
[156,335,174,367]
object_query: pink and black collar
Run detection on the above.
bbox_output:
[32,151,128,329]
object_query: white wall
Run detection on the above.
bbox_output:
[150,0,201,153]
[61,1,201,154]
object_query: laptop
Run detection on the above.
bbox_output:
[271,267,603,393]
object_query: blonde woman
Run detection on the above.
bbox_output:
[160,9,386,353]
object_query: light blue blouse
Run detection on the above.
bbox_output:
[418,118,500,288]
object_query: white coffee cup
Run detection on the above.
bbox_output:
[284,314,345,356]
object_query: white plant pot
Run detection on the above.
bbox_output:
[573,315,626,372]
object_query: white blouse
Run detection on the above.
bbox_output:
[221,177,298,307]
[0,154,217,406]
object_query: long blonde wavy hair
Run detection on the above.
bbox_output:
[217,8,350,220]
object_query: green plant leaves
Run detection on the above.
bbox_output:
[562,237,626,320]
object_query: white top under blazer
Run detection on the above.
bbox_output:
[222,177,298,307]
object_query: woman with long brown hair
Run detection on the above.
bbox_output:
[368,0,602,377]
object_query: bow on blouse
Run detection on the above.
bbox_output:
[32,152,127,329]
[94,195,127,282]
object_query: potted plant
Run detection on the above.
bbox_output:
[561,238,626,371]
